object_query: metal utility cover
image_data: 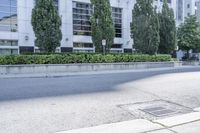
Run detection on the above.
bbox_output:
[141,106,177,117]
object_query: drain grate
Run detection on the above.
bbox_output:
[119,100,193,120]
[140,106,177,117]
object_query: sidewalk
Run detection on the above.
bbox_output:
[57,108,200,133]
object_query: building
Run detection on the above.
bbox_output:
[0,0,198,55]
[176,0,200,25]
[195,0,200,22]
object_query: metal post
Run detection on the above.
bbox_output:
[103,45,106,55]
[102,40,106,55]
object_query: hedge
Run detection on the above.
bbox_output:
[0,54,172,65]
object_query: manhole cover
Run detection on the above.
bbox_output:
[140,106,177,117]
[119,100,194,120]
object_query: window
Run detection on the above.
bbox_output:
[73,2,123,38]
[0,40,18,55]
[112,7,122,38]
[73,43,93,48]
[177,0,183,21]
[0,48,18,55]
[0,40,18,46]
[73,2,93,36]
[111,44,122,48]
[187,4,190,8]
[0,0,17,32]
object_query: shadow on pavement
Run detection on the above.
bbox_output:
[0,67,200,102]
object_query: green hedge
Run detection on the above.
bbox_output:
[0,54,172,65]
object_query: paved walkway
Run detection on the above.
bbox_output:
[58,108,200,133]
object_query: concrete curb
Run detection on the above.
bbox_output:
[56,119,163,133]
[56,110,200,133]
[154,112,200,127]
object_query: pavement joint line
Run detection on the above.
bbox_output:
[165,118,200,128]
[145,118,200,133]
[144,120,178,133]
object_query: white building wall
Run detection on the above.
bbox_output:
[18,0,35,48]
[60,0,73,49]
[15,0,135,53]
[1,0,199,54]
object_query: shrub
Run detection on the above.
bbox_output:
[0,54,172,65]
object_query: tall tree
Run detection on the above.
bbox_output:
[131,0,160,55]
[177,15,200,58]
[90,0,115,53]
[32,0,62,53]
[158,0,177,54]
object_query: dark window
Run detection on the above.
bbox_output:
[73,2,123,38]
[112,7,122,38]
[73,2,92,36]
[73,43,93,48]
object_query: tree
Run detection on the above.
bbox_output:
[131,0,160,55]
[90,0,115,53]
[177,15,200,58]
[158,0,176,54]
[32,0,62,53]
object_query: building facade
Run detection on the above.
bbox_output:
[0,0,198,55]
[176,0,199,25]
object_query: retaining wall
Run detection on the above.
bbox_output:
[0,62,182,75]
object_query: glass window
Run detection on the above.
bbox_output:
[0,40,18,46]
[0,48,18,55]
[177,0,183,21]
[0,0,17,32]
[0,40,18,55]
[112,7,122,38]
[73,2,123,38]
[111,44,122,48]
[73,2,93,36]
[73,42,93,48]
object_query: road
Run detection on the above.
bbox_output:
[0,67,200,133]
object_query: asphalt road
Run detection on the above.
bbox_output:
[0,67,200,133]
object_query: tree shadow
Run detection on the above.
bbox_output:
[0,67,200,102]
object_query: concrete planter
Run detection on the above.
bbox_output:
[0,62,182,75]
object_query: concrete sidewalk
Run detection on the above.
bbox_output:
[57,108,200,133]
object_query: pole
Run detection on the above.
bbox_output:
[102,40,106,55]
[103,45,106,55]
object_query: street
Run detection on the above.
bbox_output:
[0,67,200,133]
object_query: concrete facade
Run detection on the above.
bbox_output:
[0,0,198,55]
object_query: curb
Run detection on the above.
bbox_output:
[56,119,163,133]
[56,111,200,133]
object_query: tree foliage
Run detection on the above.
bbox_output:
[131,0,160,55]
[177,15,200,54]
[90,0,115,53]
[158,0,176,54]
[32,0,62,53]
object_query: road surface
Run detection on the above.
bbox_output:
[0,67,200,133]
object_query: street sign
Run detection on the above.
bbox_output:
[102,40,106,46]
